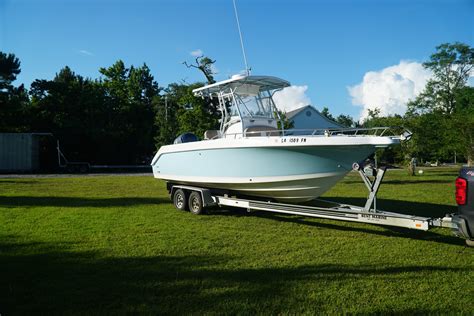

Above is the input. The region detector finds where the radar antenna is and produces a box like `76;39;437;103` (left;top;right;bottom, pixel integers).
232;0;250;76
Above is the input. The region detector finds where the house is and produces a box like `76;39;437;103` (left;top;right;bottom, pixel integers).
286;105;343;133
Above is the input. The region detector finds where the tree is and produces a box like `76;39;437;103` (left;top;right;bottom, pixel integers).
31;61;161;164
0;52;30;132
407;42;474;165
99;61;161;163
30;66;108;162
452;87;474;165
320;107;335;121
276;110;294;130
319;106;358;128
408;42;474;115
154;91;179;149
335;114;357;128
0;52;21;90
404;112;453;163
183;55;216;84
155;82;220;148
363;109;407;164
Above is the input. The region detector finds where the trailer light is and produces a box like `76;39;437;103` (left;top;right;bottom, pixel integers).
455;177;467;205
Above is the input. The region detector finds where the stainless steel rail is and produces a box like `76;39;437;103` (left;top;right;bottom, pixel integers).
219;126;412;140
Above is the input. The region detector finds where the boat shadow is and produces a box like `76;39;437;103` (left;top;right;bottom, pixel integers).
211;198;462;246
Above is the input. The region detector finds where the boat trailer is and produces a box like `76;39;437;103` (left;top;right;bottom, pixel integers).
167;164;473;245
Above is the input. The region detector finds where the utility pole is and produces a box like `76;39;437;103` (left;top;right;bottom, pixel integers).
165;96;168;122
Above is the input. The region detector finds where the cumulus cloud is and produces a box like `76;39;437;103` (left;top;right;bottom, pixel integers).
348;61;432;120
273;85;312;112
190;49;203;57
78;49;94;56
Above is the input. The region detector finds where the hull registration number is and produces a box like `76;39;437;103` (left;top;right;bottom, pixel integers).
281;137;307;143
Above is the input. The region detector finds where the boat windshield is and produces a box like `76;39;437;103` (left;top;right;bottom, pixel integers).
230;90;275;119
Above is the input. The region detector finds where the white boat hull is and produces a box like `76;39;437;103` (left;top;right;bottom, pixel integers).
152;136;397;202
159;172;346;202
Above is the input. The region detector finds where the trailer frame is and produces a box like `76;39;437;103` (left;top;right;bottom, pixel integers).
167;165;472;241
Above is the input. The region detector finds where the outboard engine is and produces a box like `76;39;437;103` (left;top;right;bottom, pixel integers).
174;133;199;144
456;167;474;245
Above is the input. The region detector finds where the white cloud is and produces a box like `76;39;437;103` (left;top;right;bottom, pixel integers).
348;61;432;120
190;49;203;57
273;85;312;112
78;49;94;56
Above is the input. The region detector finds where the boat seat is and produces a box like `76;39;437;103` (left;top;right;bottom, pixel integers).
244;126;280;137
204;130;221;140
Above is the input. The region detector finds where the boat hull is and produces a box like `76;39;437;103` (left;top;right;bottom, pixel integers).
152;145;378;202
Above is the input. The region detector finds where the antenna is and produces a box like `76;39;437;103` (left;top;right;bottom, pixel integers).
232;0;250;76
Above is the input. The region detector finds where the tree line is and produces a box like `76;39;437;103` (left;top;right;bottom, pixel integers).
0;55;219;164
0;43;473;166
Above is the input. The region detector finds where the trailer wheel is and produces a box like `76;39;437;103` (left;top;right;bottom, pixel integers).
173;189;188;211
188;191;204;215
466;239;474;247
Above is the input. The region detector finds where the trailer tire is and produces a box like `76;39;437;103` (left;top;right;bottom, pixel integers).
466;239;474;247
188;191;204;215
173;189;188;211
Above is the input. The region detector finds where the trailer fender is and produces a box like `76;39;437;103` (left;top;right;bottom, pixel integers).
169;185;216;208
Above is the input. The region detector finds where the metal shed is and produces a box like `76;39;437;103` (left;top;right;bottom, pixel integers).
0;133;41;172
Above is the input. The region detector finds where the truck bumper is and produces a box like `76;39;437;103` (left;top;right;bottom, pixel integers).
451;215;473;240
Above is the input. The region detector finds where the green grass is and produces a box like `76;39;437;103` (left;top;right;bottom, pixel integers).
1;168;473;314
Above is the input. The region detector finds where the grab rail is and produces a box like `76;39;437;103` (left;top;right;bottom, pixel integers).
219;126;412;140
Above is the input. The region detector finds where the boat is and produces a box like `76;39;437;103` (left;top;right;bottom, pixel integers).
151;74;408;203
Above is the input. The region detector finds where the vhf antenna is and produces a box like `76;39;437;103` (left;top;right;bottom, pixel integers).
232;0;250;76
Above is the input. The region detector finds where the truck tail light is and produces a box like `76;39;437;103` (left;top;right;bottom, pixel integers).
455;177;467;205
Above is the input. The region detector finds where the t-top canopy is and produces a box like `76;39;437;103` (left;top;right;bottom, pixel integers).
192;75;291;97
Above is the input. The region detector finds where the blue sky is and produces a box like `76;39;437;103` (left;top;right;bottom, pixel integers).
1;0;473;118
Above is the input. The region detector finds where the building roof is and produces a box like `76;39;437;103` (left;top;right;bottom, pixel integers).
286;105;344;128
286;105;313;119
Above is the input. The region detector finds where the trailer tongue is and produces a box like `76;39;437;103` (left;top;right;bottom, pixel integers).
167;165;474;246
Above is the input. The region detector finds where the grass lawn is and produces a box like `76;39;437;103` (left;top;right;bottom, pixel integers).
1;168;473;314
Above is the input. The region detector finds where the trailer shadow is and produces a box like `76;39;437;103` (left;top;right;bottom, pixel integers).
0;239;468;314
322;197;456;218
342;179;453;185
0;196;170;208
250;211;464;246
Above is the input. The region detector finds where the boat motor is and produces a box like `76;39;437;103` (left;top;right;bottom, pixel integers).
174;133;199;144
